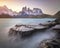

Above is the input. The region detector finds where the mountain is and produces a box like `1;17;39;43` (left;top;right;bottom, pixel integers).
54;11;60;18
0;6;52;18
53;11;60;24
18;6;43;16
17;7;52;18
0;5;17;16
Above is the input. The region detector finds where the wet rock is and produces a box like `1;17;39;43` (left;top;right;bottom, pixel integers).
38;39;60;48
52;25;60;30
39;21;56;28
54;18;60;24
9;25;34;37
31;25;48;30
8;24;48;37
51;24;60;40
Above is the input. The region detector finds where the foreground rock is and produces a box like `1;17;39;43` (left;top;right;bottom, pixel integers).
54;18;60;24
38;39;60;48
38;24;60;48
52;25;60;30
8;24;48;37
39;21;56;27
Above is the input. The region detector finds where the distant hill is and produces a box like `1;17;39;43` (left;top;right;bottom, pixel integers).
0;14;52;18
35;14;52;18
15;14;52;18
54;11;60;18
0;14;13;18
54;11;60;24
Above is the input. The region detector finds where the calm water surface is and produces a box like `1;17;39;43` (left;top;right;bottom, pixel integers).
0;18;56;48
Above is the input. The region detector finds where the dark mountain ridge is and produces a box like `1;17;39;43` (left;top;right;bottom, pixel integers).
54;11;60;18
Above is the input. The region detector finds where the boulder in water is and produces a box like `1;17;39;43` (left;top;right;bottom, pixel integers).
38;39;60;48
8;24;48;37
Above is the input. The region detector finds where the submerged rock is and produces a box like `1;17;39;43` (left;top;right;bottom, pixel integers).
38;39;60;48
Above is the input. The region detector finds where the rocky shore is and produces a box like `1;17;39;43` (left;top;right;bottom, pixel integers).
38;39;60;48
8;19;58;37
8;18;60;48
38;18;60;48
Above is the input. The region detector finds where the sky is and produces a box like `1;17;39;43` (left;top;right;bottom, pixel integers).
0;0;60;15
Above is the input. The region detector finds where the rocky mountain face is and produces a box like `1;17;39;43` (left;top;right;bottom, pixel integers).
0;6;43;17
54;11;60;18
0;5;17;16
18;6;43;16
53;11;60;24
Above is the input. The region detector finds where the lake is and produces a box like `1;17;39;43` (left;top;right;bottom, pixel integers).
0;18;56;48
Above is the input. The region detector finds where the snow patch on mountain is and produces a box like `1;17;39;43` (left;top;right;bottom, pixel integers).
18;6;43;16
